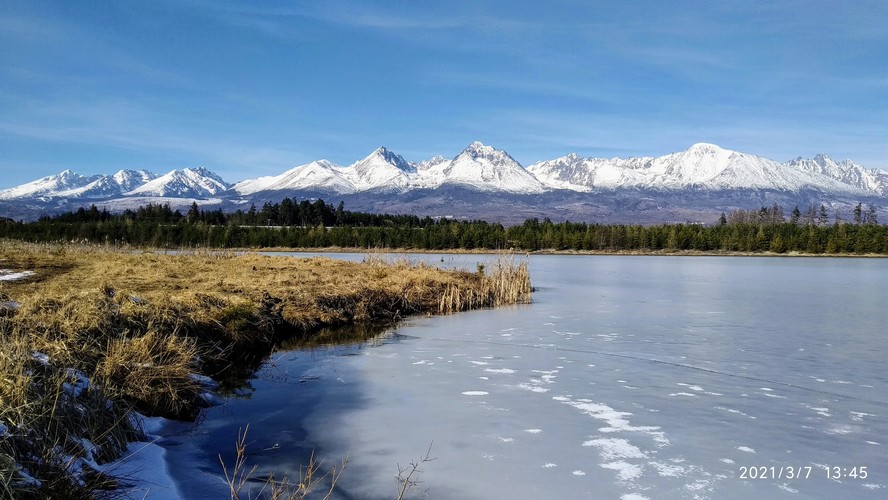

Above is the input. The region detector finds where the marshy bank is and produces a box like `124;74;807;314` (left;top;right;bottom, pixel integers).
0;241;530;498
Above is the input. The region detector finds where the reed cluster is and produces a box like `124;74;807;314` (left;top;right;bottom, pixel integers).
0;241;531;497
438;255;532;314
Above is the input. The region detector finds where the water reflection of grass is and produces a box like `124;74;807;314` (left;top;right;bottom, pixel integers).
0;241;530;497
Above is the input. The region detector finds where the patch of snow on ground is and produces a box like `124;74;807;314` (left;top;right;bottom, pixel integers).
0;269;35;281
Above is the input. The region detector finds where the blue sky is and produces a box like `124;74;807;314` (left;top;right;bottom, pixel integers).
1;0;887;188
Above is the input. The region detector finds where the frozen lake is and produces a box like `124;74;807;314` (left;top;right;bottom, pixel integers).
155;254;887;499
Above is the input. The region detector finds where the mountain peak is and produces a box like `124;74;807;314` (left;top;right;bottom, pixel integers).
366;146;413;172
462;141;495;157
456;141;521;167
686;143;727;155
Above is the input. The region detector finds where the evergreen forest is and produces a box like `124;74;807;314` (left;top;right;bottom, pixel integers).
1;199;887;254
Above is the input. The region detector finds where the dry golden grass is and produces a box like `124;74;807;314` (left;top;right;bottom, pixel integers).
0;240;531;497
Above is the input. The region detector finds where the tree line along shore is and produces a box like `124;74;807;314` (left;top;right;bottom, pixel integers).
2;199;887;255
0;241;530;497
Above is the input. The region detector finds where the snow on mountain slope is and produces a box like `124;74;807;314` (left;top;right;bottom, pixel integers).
416;155;447;171
127;167;229;198
529;143;873;195
344;147;416;191
114;169;157;191
0;170;96;200
786;155;888;195
55;170;158;199
233;160;355;195
418;141;545;193
527;153;652;191
3;143;886;208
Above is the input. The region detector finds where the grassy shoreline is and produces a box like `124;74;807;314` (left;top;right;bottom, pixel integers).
0;241;530;497
231;245;888;258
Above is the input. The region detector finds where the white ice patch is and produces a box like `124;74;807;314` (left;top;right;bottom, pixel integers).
849;411;873;422
825;425;854;435
762;393;787;399
412;360;431;365
572;470;586;476
862;483;883;490
650;460;687;477
737;446;756;453
518;383;549;393
462;391;488;396
484;368;516;374
715;406;756;419
809;407;831;417
684;479;711;493
677;383;703;392
720;458;735;464
621;495;650;500
542;463;557;468
497;436;515;443
524;429;542;434
556;396;669;445
601;461;643;482
669;392;698;397
777;483;799;494
583;438;646;461
469;361;488;366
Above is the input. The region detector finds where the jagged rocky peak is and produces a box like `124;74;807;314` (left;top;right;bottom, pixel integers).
366;146;414;171
417;155;447;170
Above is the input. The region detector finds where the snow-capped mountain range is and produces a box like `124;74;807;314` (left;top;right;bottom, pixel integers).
2;142;886;223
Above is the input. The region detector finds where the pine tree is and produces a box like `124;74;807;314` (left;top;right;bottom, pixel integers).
187;202;200;223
